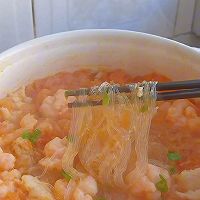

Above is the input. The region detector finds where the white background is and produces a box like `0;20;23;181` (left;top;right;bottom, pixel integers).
0;0;199;53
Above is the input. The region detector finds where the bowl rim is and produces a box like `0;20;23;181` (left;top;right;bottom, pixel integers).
0;29;199;60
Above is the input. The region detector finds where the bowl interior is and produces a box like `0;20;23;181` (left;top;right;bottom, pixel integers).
0;30;200;98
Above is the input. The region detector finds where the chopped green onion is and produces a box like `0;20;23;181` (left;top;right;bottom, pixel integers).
155;174;168;193
22;130;31;140
167;151;181;161
102;92;110;106
66;135;75;143
31;129;41;143
21;129;41;144
61;170;72;181
140;104;148;112
169;166;176;175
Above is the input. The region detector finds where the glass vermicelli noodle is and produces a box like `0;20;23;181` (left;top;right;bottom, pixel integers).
62;81;157;196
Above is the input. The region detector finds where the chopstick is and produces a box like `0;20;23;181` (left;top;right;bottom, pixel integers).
67;89;200;108
156;79;200;91
66;79;200;108
157;89;200;101
65;79;200;96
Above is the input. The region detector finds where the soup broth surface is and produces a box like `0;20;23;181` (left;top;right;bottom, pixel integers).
0;69;199;200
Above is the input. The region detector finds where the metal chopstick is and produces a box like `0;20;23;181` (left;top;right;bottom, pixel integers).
66;79;200;108
156;79;200;91
157;88;200;101
65;79;200;97
67;89;200;108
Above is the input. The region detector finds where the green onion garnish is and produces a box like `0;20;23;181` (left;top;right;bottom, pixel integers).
155;174;168;193
21;130;32;140
169;166;176;175
22;129;41;144
167;151;181;161
102;92;110;106
140;104;148;112
61;170;72;181
65;135;75;143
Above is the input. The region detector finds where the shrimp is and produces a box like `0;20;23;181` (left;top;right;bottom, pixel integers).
129;164;170;200
39;137;66;170
0;88;35;132
73;188;93;200
166;99;200;129
0;161;21;198
0;181;15;198
0;147;15;171
0;152;15;171
0;107;22;131
9;87;32;109
39;157;62;171
54;179;68;200
77;176;98;196
12;137;33;155
73;176;98;200
12;137;34;172
40;89;75;118
0;150;19;197
40;89;67;118
176;190;200;200
175;167;200;199
0;121;15;134
22;175;55;200
20;113;37;130
0;169;21;181
54;175;98;200
0;128;25;147
44;137;66;157
0;89;34;134
0;107;12;121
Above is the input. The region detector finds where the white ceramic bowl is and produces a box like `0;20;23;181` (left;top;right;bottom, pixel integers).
0;29;200;98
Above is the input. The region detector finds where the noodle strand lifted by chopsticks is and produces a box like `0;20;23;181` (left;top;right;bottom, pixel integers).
62;81;157;189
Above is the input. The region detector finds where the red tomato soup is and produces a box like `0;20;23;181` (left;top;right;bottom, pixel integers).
0;69;199;200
